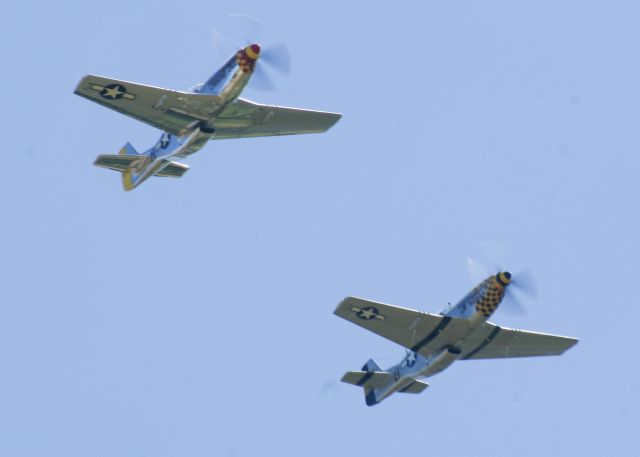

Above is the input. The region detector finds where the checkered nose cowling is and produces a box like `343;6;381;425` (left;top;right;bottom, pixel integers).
236;44;261;73
475;272;511;317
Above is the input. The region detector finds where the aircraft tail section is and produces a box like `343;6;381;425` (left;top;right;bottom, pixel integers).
341;357;430;406
361;358;382;372
341;359;390;407
341;370;391;389
397;378;429;394
93;142;190;191
119;143;138;191
92;143;142;191
341;369;390;407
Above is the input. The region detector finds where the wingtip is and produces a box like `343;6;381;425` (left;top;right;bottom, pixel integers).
334;296;356;316
559;336;579;355
327;112;342;129
335;295;354;305
333;298;347;315
73;74;91;94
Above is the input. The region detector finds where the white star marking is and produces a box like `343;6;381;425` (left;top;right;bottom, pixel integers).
359;308;376;319
406;352;416;366
103;85;124;99
159;133;171;148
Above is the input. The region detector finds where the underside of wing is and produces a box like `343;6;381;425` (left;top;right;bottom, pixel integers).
212;98;341;139
459;322;578;360
75;75;221;136
334;297;472;358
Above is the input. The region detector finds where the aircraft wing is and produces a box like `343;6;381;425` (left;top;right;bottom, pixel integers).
75;77;340;138
334;297;475;358
458;322;578;360
74;75;222;136
211;98;341;139
335;297;578;360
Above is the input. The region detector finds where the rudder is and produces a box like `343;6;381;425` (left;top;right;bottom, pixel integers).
361;358;381;372
119;142;139;191
341;359;387;407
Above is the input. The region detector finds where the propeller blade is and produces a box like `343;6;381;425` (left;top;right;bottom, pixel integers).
479;241;508;272
467;257;492;285
249;64;276;91
468;244;537;316
229;13;263;44
261;43;291;75
212;27;241;60
212;14;291;91
511;268;538;299
503;289;528;316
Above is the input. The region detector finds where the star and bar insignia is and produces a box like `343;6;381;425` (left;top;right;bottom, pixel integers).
351;306;386;321
91;83;137;101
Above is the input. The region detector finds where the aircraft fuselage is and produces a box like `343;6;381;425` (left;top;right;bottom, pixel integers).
367;273;512;404
123;46;259;190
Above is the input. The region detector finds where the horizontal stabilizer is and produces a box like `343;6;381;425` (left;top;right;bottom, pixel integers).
94;153;144;172
398;378;429;394
341;371;390;390
155;160;189;178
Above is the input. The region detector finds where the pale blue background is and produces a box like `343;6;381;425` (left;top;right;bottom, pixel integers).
1;1;638;456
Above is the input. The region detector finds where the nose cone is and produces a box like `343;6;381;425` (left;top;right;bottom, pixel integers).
496;271;512;286
245;43;261;60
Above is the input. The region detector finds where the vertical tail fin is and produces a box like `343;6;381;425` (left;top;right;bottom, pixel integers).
362;359;381;406
339;359;385;406
119;142;140;191
361;358;382;372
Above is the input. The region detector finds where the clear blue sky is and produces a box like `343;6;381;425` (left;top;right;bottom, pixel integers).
2;1;638;456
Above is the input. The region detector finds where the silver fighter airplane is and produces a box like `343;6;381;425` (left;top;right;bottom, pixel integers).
335;271;578;406
74;44;341;190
